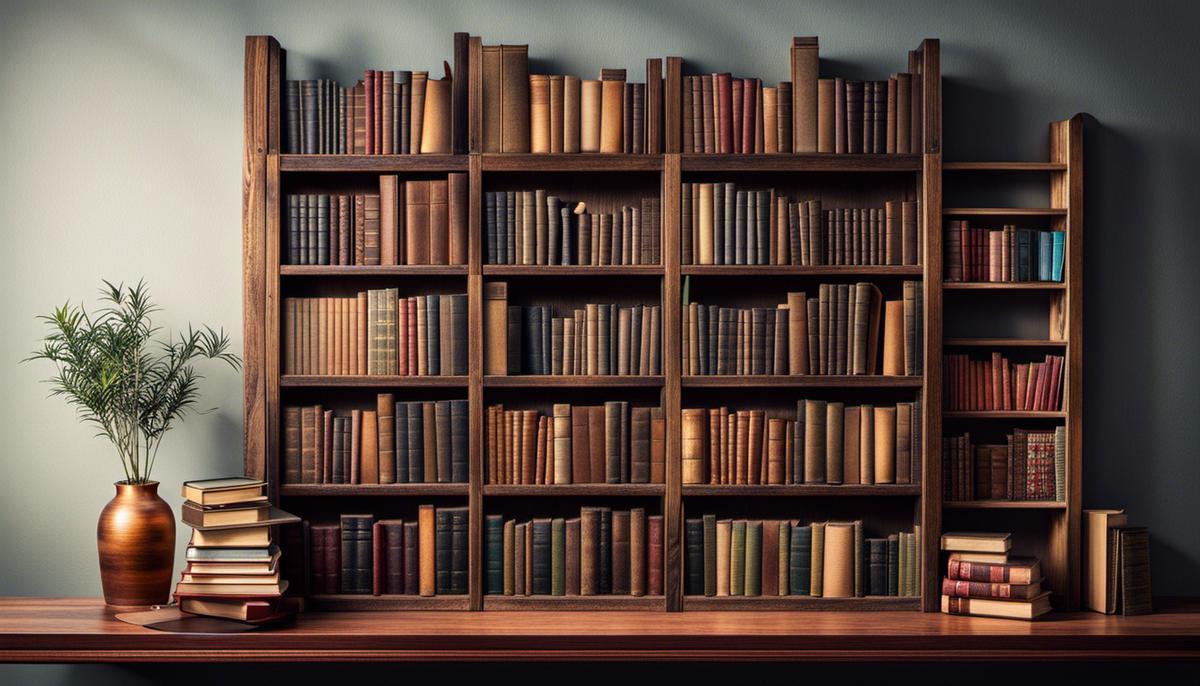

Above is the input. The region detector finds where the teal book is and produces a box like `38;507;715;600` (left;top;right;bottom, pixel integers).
1051;231;1065;282
789;524;812;595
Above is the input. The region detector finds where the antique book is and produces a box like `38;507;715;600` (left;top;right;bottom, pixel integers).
418;505;436;596
600;77;624;153
941;577;1043;600
790;37;818;152
1084;508;1128;613
181;478;266;507
941;532;1012;554
941;592;1052;620
948;556;1041;585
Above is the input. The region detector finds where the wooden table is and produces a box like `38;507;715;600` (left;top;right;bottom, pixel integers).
1;597;1198;662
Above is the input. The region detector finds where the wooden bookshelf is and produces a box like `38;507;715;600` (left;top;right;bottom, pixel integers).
938;115;1084;609
242;35;948;613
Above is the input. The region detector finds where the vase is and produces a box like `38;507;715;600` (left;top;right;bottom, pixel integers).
97;481;176;607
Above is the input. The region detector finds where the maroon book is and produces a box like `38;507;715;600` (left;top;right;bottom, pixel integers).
647;515;663;595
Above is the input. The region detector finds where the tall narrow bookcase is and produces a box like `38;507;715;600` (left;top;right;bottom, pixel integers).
938;115;1084;608
242;34;952;612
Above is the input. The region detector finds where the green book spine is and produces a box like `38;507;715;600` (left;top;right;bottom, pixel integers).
744;520;762;596
485;514;504;594
777;521;791;595
684;518;704;595
789;524;811;595
551;517;566;596
904;531;917;597
810;522;825;597
702;514;717;596
730;520;747;596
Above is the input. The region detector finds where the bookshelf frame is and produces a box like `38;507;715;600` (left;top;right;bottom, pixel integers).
243;35;951;612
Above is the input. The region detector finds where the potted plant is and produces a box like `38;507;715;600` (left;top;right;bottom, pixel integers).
28;280;240;607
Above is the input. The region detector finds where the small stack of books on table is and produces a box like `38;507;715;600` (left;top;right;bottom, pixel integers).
174;478;300;622
939;532;1051;620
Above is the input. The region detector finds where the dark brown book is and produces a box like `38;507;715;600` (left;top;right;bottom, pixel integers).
377;394;396;484
762;519;780;596
448;173;468;265
580;507;599;595
566;517;581;596
650;407;666;484
404;180;430;265
790;37;818;152
630;406;651;484
612;509;631;595
571;405;591;484
588;405;606;486
284;407;301;484
403;520;419;595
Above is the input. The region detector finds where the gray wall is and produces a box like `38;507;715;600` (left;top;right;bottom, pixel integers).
1;0;1198;681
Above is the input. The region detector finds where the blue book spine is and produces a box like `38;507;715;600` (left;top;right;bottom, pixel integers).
1051;231;1065;281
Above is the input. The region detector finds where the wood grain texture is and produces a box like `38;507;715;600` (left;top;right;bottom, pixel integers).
682;485;921;497
281;265;468;277
943;207;1067;216
944;338;1067;348
280;376;469;388
944;500;1068;510
483;596;666;611
680;265;923;277
485;485;664;497
943;282;1066;291
943;162;1067;171
280;154;468;172
682;376;922;389
2;597;1197;662
483;265;663;276
662;152;682;612
468;154;485;611
280;484;469;497
483;376;664;388
680;154;922;172
242;36;271;483
481;154;662;172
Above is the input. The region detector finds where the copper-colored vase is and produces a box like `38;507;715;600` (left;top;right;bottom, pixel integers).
97;481;176;607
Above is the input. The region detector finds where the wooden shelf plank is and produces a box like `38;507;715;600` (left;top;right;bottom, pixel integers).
307;595;471;611
683;596;921;611
280;265;468;277
944;282;1066;291
943;207;1067;216
681;265;923;277
944;411;1066;419
483;596;666;611
280;154;468;172
943;162;1067;171
682;375;922;388
944;338;1067;347
485;484;665;497
280;375;469;388
484;375;664;388
482;265;663;276
680;154;923;172
481;154;662;172
944;500;1068;510
281;484;469;497
683;484;921;497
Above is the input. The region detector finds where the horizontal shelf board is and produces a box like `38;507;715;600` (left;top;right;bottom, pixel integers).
683;595;921;611
280;265;468;277
280;484;468;497
682;484;920;497
943;281;1066;291
944;500;1068;510
943;207;1068;216
280;375;468;388
680;153;923;172
279;154;468;172
944;338;1068;347
482;265;663;276
481;154;662;172
484;375;664;388
681;265;923;277
682;375;922;388
306;594;470;611
484;484;664;497
483;595;666;611
944;410;1067;419
943;162;1067;172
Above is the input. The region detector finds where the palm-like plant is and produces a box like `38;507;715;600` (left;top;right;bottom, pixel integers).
27;280;241;484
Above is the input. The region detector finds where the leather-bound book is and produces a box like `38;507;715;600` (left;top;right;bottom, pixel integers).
599;78;624;153
563;75;581;153
415;505;435;596
433;400;451;483
743;520;762;596
729;520;746;596
882;299;904;375
580;507;600;595
484;514;504;594
566;517;582;595
395;520;416;595
715;73;732;153
530;74;551;153
587;405;606;486
580;79;602;153
322;410;334;483
420;71;452;154
550;517;566;596
715;518;732;595
868;538;887;596
741;78;757;154
682;408;708;484
684;518;704;596
776;521;791;595
550;403;571;485
700;74;715;153
910;73;922;153
482;281;508;375
530;518;551;595
570;406;591;483
404;180;430;265
681;76;694;152
803;399;826;483
629;406;651;483
886;77;898;153
843;405;861;485
410;71;428;156
379;177;399;266
701;514;717;596
596;508;613;594
762;520;779;596
790;37;819;152
444;172;468;265
330;416;345;485
874;406;897;483
611;510;631;595
894;73;911;153
361;410;379;484
896;402;912;484
789;523;811;595
311;524;340;595
288;407;304;484
766;418;786;485
825;402;844;485
603;401;622;483
481;45;502;151
499;45;530;152
349;408;362;484
434;508;453;594
646;515;663;595
747;410;764;484
649;408;665;484
810;522;826;596
501;519;515;595
340;514;373;594
762;86;778;154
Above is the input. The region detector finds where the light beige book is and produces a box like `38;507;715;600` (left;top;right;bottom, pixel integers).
1084;508;1127;613
180;572;281;585
181;477;266;506
940;532;1012;554
941;592;1051;620
175;579;288;597
190;526;271;548
948;551;1009;564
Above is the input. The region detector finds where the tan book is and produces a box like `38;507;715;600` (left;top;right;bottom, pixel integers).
181;478;266;507
882;299;904;375
359;410;378;484
762;86;778;153
767;418;786;485
448;172;468;265
483;281;508;375
379;176;399;265
697;183;714;264
180;571;281;585
873;406;896;483
580;507;598;595
174;580;288;597
823;522;855;597
190;526;271;548
580;79;602;153
481;44;503;152
377;394;395;484
418;505;436;595
941;532;1012;554
787;292;809;374
681;408;708;484
816;78;835;153
716;519;732;596
553;404;571;485
548;75;564;153
843;406;861;485
181;502;268;528
599;78;624;153
825;402;844;484
404;180;430;265
563;75;582;153
429;179;449;265
941;592;1051;620
1084;509;1127;613
810;521;825;597
747;410;764;485
895;73;912;154
500;45;530;152
895;402;912;484
420;73;452;153
410;71;428;155
630;507;646;596
529;74;551;153
790;37;819;152
804;399;826;483
948;551;1010;564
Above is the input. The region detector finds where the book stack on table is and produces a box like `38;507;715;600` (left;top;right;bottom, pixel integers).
939;532;1051;620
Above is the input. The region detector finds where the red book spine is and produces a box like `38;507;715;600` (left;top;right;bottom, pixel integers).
407;297;418;376
948;559;1024;583
741;78;756;154
365;70;376;155
1048;355;1064;410
1002;360;1012;410
323;527;339;594
731;78;742;154
716;73;732;154
941;577;1019;599
374;70;383;155
991;352;1003;410
647;515;663;595
373;521;385;595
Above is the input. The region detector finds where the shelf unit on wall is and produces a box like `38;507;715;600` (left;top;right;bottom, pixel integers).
242;35;945;612
938;115;1083;608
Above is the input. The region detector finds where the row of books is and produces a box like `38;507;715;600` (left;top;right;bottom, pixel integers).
283;398;468;485
685;518;922;597
484;191;661;265
939;532;1049;619
682;401;920;486
943;429;1066;503
484;508;664;596
285;176;468;267
284;68;453;155
283;291;468;376
486;403;665;485
681;281;923;376
681;186;920;267
496;300;663;376
944;222;1065;283
175;479;299;623
944;352;1064;412
310;507;468;595
681;76;786;154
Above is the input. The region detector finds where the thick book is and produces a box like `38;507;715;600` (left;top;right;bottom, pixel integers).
941;592;1052;620
941;577;1043;600
1084;508;1127;613
181;478;266;507
182;503;296;531
1116;526;1152;616
941;532;1012;554
948;557;1041;585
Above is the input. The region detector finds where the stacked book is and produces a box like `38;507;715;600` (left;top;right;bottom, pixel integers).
944;222;1065;282
684;517;921;597
943;429;1066;503
681;185;919;267
486;403;665;485
944;352;1064;411
484;190;661;265
174;478;300;622
939;532;1050;620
